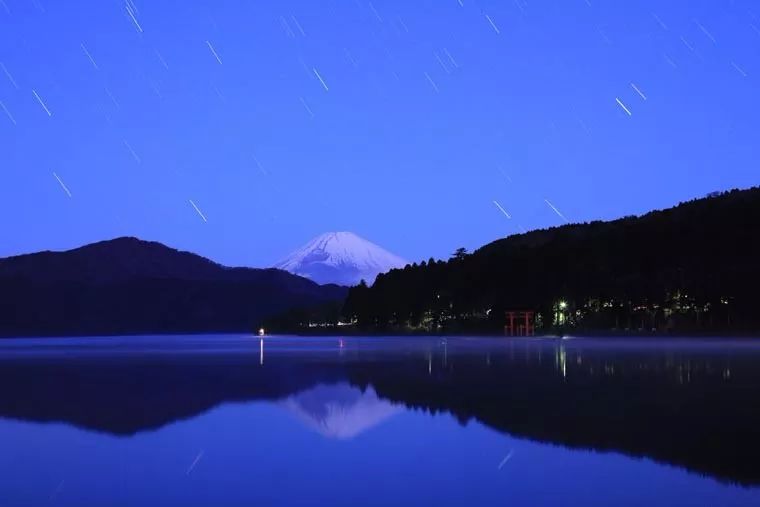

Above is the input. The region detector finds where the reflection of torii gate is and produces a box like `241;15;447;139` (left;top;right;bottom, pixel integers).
504;311;535;336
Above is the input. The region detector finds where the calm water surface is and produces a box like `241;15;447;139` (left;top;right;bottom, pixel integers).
1;335;759;506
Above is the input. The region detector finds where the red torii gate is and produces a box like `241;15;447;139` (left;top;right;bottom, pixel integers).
504;310;535;336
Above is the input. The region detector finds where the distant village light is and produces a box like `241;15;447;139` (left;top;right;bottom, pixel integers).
554;300;568;327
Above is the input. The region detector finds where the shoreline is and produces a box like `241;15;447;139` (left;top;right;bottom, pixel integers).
1;329;759;340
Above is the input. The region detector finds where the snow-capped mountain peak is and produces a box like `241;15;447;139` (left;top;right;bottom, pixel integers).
274;231;408;286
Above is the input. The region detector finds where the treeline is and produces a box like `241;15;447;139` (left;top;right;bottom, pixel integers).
333;187;760;334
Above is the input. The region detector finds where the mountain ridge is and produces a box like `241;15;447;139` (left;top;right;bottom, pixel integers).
0;237;347;337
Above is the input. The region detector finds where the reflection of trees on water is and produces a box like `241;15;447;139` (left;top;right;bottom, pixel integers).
0;337;758;485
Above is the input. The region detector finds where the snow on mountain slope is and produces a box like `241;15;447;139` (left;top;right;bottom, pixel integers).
274;231;408;286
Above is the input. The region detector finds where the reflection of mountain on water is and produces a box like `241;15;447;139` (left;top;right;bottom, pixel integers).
0;357;338;436
282;383;400;439
1;337;760;486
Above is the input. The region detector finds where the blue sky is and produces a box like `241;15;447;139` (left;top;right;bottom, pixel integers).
0;0;758;266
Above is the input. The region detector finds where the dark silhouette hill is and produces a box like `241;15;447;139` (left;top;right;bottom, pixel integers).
0;237;347;337
342;187;760;334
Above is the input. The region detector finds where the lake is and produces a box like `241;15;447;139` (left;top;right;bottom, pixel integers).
0;335;759;506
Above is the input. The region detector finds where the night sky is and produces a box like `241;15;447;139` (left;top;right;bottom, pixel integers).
1;0;758;267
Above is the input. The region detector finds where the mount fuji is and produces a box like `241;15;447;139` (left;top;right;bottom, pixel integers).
274;231;408;286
